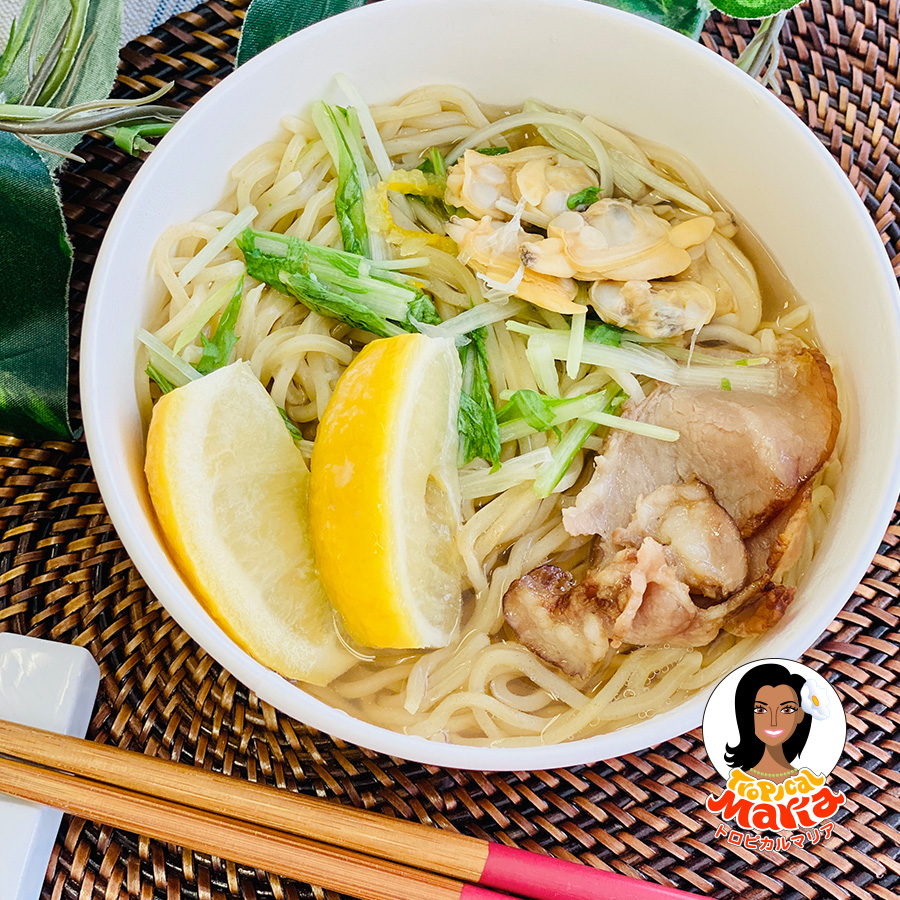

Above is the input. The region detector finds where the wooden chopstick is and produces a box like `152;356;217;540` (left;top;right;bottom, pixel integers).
0;718;485;879
0;754;507;900
0;719;696;900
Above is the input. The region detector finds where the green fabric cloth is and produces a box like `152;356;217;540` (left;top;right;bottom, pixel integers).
0;0;121;439
0;132;72;439
594;0;710;37
236;0;366;67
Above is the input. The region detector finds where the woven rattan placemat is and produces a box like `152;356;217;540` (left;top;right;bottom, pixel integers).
1;2;898;897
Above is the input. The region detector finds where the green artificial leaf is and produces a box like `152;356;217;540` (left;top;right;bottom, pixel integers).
0;0;122;168
105;122;173;156
711;0;795;17
194;280;243;375
110;126;154;155
588;0;710;39
236;0;366;67
0;0;40;85
0;131;72;438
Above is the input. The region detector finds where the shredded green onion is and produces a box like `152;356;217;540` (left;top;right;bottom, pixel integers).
435;298;527;336
459;448;552;500
138;330;200;388
526;336;560;397
177;206;256;287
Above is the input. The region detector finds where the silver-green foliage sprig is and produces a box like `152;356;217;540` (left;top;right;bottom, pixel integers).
0;0;183;161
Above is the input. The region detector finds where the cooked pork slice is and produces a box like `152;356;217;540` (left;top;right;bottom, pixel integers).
563;347;840;541
506;538;729;675
744;483;813;583
612;480;748;598
504;532;798;677
502;564;618;678
606;538;711;646
722;582;794;638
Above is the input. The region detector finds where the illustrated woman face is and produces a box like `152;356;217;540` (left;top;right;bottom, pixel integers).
753;684;802;746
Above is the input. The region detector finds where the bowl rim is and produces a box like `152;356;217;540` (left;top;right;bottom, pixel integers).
81;0;900;770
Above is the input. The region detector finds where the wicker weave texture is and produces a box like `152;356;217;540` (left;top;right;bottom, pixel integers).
0;2;898;898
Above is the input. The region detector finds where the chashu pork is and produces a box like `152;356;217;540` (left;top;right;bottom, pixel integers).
563;346;840;542
611;479;748;599
503;346;839;678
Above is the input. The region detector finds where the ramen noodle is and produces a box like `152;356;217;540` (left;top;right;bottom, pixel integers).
142;82;843;747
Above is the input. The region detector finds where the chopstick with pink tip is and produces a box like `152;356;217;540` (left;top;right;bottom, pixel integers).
0;719;696;900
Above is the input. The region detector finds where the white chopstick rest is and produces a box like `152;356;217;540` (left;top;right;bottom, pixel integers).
0;634;100;900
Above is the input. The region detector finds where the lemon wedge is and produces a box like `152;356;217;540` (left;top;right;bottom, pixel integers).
145;361;353;685
309;333;463;649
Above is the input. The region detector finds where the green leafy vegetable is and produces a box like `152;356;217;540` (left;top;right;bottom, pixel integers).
418;146;447;178
281;271;400;336
497;389;614;442
146;363;177;394
411;147;458;221
311;101;371;256
533;388;624;497
408;294;442;326
721;377;732;391
194;280;243;375
238;228;438;338
584;319;629;347
138;329;200;390
567;186;601;210
278;407;305;442
476;146;510;156
497;389;559;434
533;419;599;498
458;327;501;468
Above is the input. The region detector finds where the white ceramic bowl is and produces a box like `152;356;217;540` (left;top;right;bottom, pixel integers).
82;0;900;770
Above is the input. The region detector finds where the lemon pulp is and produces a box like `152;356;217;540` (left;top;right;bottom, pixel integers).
309;333;463;649
145;361;353;684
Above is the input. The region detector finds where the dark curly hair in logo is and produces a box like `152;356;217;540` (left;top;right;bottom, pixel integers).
724;663;812;771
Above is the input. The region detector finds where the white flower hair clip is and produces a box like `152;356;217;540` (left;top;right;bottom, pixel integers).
801;675;831;720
